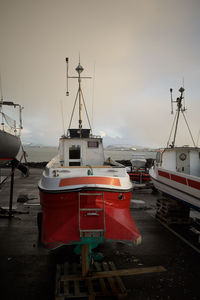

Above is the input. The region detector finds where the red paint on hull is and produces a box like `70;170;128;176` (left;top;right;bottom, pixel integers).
158;169;200;190
39;190;141;249
128;172;150;182
188;179;200;190
158;170;170;179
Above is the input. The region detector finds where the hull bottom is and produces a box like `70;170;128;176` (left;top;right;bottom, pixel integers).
40;189;141;250
151;176;200;212
0;130;20;160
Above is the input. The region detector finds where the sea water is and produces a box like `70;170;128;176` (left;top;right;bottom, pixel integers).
20;146;157;163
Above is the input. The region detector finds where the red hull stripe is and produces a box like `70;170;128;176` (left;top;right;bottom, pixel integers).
158;170;170;179
59;177;121;187
171;174;187;185
188;179;200;190
158;169;200;190
0;158;13;161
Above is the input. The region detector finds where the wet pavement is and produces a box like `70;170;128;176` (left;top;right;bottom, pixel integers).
0;168;199;300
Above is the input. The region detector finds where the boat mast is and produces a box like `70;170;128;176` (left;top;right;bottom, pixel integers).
76;60;84;131
66;57;92;136
172;87;184;147
0;73;3;113
167;87;196;148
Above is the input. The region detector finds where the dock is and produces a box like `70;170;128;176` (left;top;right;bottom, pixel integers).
0;168;199;299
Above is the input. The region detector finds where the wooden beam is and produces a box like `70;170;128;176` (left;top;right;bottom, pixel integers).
61;265;166;282
81;244;90;277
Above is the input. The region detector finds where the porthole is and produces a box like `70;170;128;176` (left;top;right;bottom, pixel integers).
179;153;187;161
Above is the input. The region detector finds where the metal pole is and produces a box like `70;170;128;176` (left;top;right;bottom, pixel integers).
9;162;15;218
172;107;180;147
78;75;82;132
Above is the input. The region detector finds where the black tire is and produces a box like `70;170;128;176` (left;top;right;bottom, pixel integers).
37;212;43;241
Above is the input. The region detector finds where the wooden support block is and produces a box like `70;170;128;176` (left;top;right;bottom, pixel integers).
55;262;166;299
81;244;90;277
109;261;127;296
61;265;166;282
94;262;108;294
102;262;118;294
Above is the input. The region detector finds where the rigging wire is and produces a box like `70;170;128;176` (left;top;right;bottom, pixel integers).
167;111;178;147
197;130;200;147
0;73;3;102
182;111;196;147
80;88;92;132
67;89;79;133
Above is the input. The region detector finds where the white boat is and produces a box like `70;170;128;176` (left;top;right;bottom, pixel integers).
131;154;146;169
38;58;141;250
150;87;200;212
0;100;23;163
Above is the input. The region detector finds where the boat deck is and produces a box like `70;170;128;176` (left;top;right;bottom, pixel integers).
0;168;199;299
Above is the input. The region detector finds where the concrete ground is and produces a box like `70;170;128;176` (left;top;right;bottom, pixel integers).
0;168;199;300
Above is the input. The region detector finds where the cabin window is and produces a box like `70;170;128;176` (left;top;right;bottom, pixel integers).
69;145;80;159
69;162;80;166
88;141;99;148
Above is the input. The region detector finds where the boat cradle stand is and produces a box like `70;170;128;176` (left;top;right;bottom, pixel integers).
0;158;29;218
55;259;166;300
55;191;166;299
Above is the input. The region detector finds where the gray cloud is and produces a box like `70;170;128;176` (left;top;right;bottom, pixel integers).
1;0;200;147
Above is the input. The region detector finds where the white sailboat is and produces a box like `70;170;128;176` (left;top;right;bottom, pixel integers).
0;87;23;163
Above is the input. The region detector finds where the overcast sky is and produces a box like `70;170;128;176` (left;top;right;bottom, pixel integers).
1;0;200;147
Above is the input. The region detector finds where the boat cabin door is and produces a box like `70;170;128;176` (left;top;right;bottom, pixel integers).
69;145;81;166
176;150;190;174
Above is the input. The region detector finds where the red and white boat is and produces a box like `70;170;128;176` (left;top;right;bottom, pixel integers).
150;87;200;212
38;58;141;250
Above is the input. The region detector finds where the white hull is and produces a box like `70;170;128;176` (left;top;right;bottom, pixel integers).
39;156;133;193
150;167;200;211
0;129;20;160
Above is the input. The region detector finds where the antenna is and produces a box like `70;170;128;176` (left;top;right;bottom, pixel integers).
91;62;96;128
170;88;173;114
0;74;3;113
66;58;69;96
182;77;186;110
167;87;195;148
66;56;92;135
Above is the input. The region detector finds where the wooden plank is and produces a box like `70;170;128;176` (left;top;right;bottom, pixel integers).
109;261;127;295
72;263;81;296
61;265;166;282
64;262;71;297
94;262;108;294
55;264;62;300
87;279;95;300
102;262;118;294
81;244;90;277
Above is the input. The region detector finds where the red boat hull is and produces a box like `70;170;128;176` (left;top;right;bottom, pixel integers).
39;189;141;249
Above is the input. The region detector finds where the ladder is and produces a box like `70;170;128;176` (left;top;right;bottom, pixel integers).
78;192;106;238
